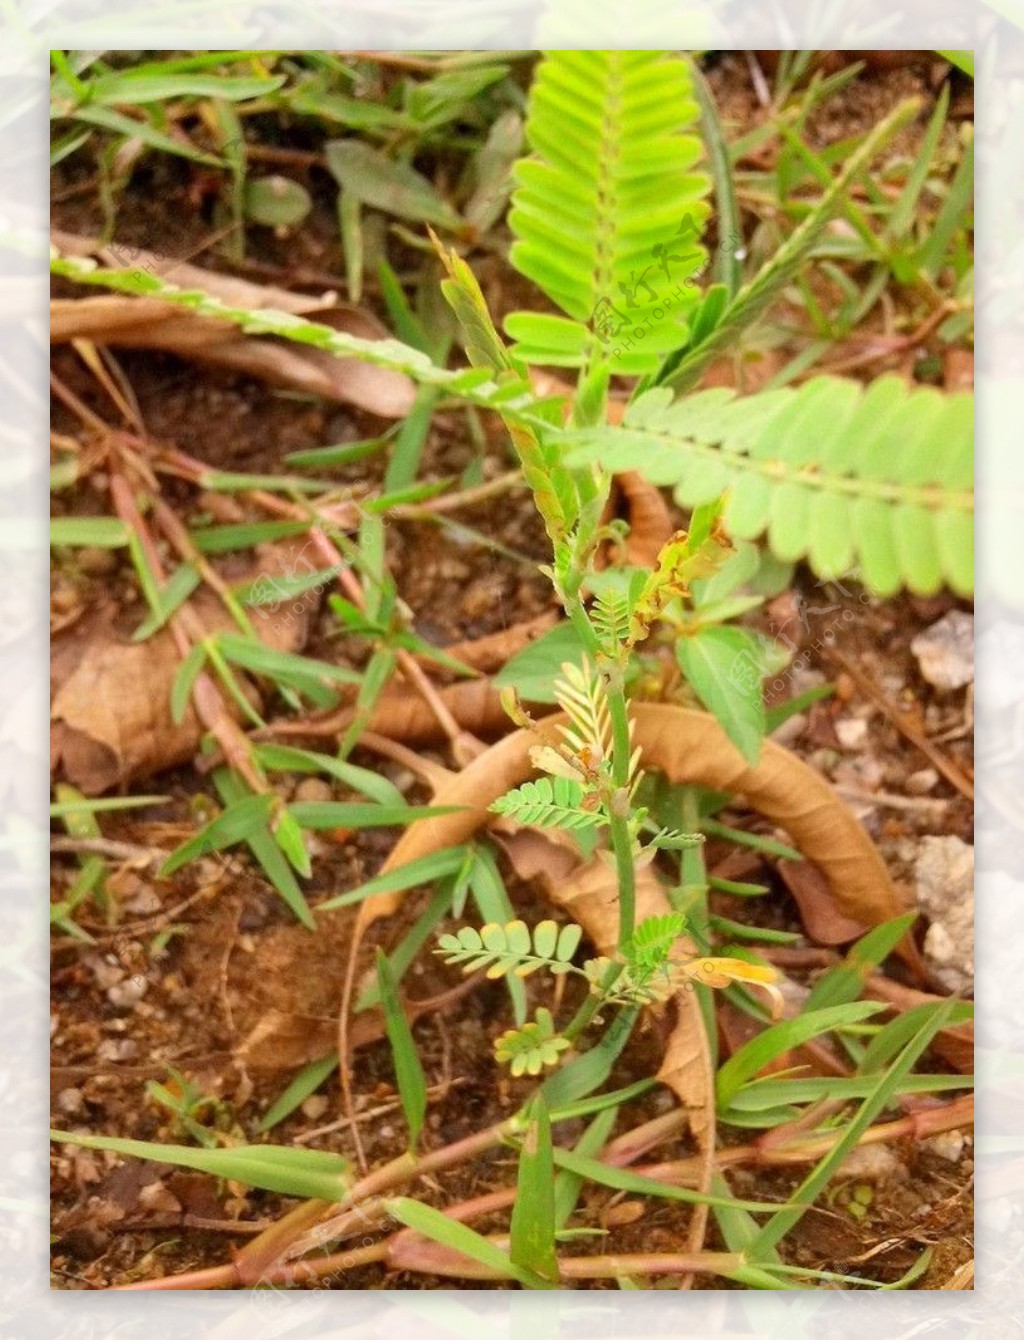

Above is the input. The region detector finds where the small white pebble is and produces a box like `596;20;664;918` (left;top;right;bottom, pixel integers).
911;611;974;691
834;1144;906;1183
300;1095;330;1121
56;1087;84;1116
87;955;126;991
137;1180;182;1214
925;1131;965;1163
906;768;939;795
97;1037;139;1062
835;717;868;750
107;977;149;1009
916;836;974;993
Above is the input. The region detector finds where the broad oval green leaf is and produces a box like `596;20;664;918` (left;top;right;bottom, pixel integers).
244;174;313;227
675;626;765;764
325;140;462;229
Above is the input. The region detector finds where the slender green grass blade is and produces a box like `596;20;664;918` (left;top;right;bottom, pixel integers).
716;1002;886;1109
804;913;918;1011
160;794;274;874
49;1130;349;1200
258;1053;338;1133
469;844;527;1024
376;949;428;1150
540;1008;638;1110
749;998;958;1255
385;1198;546;1287
509;1096;558;1284
253;743;404;807
50;516;129;547
319;845;471;913
288;802;462;829
553;1106;618;1229
550;1149;784;1212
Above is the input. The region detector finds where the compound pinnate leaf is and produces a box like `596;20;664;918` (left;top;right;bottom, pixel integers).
506;50;710;374
564;376;973;597
436;919;586;980
490;776;605;832
494;1007;571;1076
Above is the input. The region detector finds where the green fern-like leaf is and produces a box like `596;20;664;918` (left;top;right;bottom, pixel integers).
626;913;687;975
582;952;680;1005
591;587;631;651
490;776;605;832
650;827;706;851
562;375;973;597
506;50;710;375
552;659;612;762
494;1008;571;1076
436;919;583;980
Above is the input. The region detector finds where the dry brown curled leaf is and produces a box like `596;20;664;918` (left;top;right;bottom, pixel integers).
270;678;516;746
549;853;716;1207
50;230;415;418
417;611;560;676
777;858;877;946
50;545;316;794
236;1010;338;1071
611;470;675;569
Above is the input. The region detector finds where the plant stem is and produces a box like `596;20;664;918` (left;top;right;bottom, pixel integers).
608;811;636;953
560;594;638;951
560;966;624;1044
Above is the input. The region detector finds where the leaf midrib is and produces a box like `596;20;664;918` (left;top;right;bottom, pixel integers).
618;426;975;513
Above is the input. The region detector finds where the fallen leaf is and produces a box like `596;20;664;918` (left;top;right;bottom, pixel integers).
614;470;675;569
778;858;875;945
348;702;905;1010
51;544;316;794
237;978;481;1071
417;611;560;677
50;230;415;418
489;826;580;888
272;679;518;746
235;1010;338;1070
